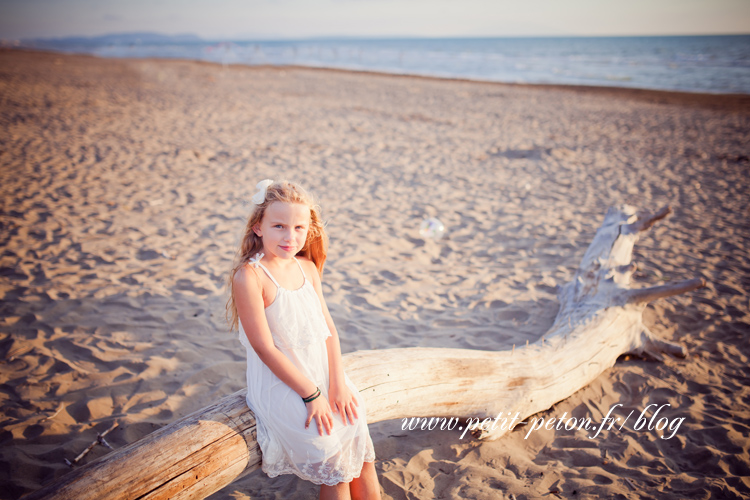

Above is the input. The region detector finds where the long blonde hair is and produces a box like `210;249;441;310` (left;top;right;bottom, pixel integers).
226;180;328;331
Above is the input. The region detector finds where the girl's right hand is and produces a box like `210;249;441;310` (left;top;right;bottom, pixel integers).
305;395;334;436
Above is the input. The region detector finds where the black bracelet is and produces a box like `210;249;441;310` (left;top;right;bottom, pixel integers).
302;387;321;403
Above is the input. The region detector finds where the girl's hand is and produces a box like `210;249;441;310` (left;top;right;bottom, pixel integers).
328;383;359;425
305;395;334;436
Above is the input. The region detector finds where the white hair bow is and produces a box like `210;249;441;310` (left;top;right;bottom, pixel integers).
251;179;274;205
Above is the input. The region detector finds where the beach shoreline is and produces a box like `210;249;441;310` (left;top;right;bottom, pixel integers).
17;32;750;95
8;47;750;108
1;48;748;499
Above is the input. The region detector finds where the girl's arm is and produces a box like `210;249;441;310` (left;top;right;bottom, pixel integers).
233;265;334;436
304;259;360;426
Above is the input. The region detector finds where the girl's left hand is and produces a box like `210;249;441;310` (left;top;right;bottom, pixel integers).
328;383;359;425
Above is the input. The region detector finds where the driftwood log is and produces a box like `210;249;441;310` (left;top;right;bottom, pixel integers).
25;205;705;500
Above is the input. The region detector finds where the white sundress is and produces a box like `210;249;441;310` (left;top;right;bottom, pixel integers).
238;254;376;486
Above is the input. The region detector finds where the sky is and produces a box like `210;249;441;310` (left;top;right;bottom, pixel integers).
1;0;749;40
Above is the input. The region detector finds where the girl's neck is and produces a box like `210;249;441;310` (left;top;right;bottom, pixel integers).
260;251;297;270
258;251;305;290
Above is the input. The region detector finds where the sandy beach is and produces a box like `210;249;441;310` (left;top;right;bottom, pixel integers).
1;48;749;499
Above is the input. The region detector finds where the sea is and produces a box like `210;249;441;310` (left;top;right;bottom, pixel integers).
26;35;750;94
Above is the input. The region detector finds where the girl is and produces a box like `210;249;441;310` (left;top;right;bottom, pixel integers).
227;179;381;500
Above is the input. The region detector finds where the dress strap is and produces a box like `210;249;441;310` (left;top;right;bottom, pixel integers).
293;257;307;281
248;253;281;289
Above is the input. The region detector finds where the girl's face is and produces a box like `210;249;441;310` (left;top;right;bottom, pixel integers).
254;202;310;259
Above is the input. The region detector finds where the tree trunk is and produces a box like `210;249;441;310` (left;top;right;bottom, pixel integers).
24;205;705;500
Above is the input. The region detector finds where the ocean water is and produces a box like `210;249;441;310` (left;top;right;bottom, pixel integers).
30;35;750;94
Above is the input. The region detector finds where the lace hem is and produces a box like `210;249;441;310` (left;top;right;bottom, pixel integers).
262;446;377;486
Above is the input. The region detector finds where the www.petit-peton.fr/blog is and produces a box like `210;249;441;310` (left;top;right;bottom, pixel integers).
401;403;684;440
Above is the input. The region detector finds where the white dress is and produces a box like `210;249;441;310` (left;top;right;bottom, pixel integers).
238;254;376;486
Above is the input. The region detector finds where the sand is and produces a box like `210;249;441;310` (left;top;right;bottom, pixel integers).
1;48;749;499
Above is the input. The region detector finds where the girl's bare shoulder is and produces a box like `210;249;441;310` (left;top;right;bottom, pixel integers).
233;263;263;289
296;256;320;277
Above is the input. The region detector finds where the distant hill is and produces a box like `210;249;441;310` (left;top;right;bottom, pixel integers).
26;32;203;46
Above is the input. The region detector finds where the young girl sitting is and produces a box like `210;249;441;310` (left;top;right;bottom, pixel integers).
227;179;381;500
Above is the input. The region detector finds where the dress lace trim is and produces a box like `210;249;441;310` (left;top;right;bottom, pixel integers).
260;432;377;486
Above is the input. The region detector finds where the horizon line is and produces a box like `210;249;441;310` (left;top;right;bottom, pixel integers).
18;31;750;43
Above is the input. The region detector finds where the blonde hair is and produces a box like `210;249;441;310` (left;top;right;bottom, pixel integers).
226;180;328;331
